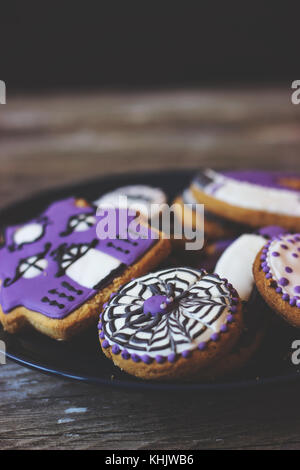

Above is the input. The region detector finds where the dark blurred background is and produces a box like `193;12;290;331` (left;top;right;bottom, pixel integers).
2;1;299;93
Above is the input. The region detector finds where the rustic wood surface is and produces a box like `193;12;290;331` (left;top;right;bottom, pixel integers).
0;87;300;450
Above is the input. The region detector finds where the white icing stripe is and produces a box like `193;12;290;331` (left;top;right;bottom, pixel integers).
102;268;233;357
94;185;167;217
199;169;300;217
215;234;266;301
266;234;300;300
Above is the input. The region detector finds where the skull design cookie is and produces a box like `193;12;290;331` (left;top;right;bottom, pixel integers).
191;169;300;231
0;197;171;340
99;267;243;380
253;232;300;327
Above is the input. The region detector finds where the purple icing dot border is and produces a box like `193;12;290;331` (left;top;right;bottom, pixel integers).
99;273;238;365
261;233;300;308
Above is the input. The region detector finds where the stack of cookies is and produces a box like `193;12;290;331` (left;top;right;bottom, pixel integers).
1;171;300;382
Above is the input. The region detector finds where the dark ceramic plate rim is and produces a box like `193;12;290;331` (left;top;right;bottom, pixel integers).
2;168;300;392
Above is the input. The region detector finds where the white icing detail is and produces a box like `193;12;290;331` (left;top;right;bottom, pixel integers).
20;258;48;278
200;169;300;216
71;215;96;231
215;234;266;301
94;185;167;217
65;248;121;289
14;223;44;245
102;268;233;357
266;234;300;299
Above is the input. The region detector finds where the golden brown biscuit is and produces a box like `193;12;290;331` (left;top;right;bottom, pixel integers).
0;197;171;340
99;268;243;381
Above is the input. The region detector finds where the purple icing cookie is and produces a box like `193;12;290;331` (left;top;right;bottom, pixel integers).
0;198;157;320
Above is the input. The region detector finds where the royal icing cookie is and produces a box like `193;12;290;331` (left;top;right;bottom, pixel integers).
191;169;300;231
253;233;300;327
173;189;244;242
99;267;243;380
214;227;287;301
93;185;167;218
0;198;171;339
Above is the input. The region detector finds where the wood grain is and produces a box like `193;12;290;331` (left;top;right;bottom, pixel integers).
0;87;300;450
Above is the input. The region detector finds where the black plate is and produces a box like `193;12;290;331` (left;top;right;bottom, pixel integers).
1;169;300;391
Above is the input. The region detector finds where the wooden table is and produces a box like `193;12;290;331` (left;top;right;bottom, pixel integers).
1;88;300;450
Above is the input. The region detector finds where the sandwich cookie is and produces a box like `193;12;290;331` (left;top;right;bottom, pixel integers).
99;267;243;380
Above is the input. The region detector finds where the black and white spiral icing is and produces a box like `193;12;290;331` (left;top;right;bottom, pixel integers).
99;268;238;364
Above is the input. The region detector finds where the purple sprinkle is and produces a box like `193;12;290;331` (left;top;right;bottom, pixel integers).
168;352;176;363
279;277;289;287
131;353;140;363
295;236;300;241
260;255;266;261
288;239;295;244
110;293;116;299
282;293;290;301
281;244;288;250
97;322;102;330
294;286;300;294
220;324;228;333
211;333;219;342
103;302;108;308
230;306;237;313
266;273;272;279
99;331;105;339
297;301;300;309
231;297;239;305
227;314;234;323
285;267;293;273
290;298;297;306
102;339;109;348
276;287;282;293
155;355;165;364
111;344;120;355
141;354;152;364
263;267;270;273
121;349;130;360
182;350;191;359
293;253;299;258
272;252;280;257
198;342;207;351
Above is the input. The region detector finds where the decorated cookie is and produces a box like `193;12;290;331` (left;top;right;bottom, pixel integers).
173;189;244;243
200;288;269;381
93;185;167;219
99;267;243;380
0;198;171;340
253;232;300;327
215;227;287;301
191;169;300;231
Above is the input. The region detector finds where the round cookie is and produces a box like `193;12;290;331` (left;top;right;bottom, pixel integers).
99;267;243;381
253;233;300;327
173;189;245;243
199;289;269;381
191;169;300;231
93;185;167;219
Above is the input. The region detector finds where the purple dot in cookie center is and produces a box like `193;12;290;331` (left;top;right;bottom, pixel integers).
143;294;173;316
294;286;300;294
